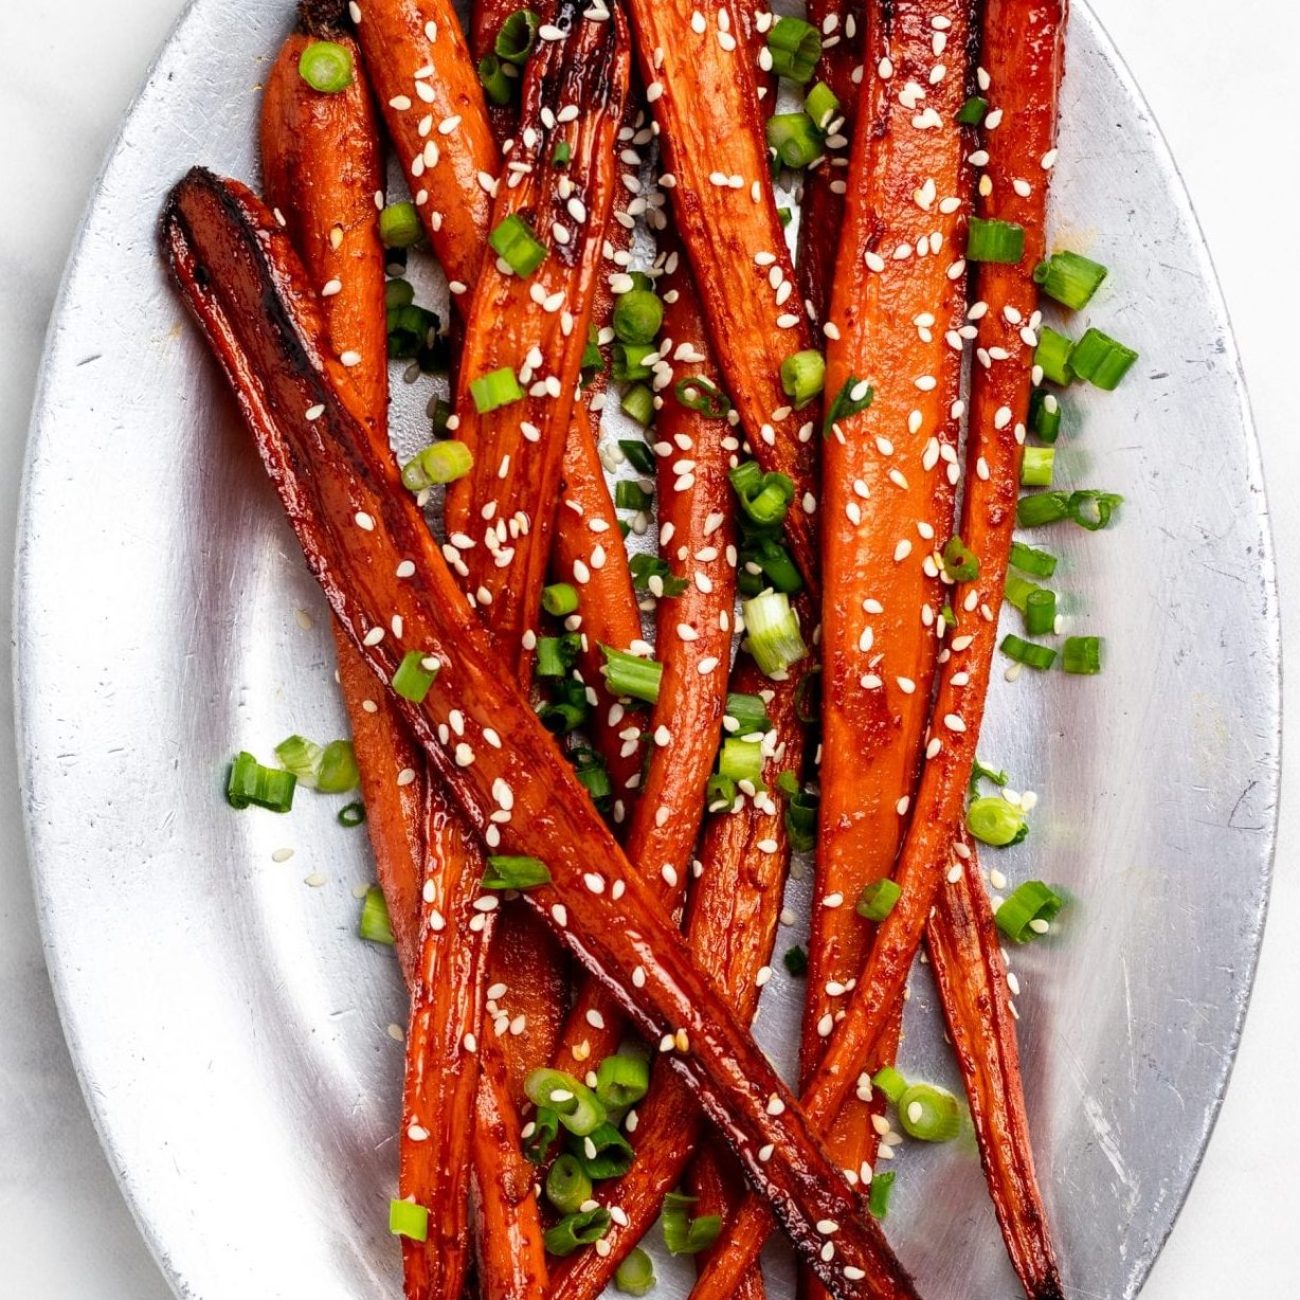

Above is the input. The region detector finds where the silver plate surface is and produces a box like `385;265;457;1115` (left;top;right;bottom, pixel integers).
14;2;1279;1297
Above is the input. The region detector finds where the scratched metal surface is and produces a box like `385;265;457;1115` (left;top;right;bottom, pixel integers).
13;1;1278;1297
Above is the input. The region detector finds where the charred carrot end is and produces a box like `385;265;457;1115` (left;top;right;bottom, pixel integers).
162;169;917;1298
929;842;1063;1300
623;0;820;593
445;0;632;652
802;0;972;1246
352;0;498;290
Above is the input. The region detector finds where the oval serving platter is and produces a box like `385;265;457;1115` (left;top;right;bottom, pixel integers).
15;1;1278;1297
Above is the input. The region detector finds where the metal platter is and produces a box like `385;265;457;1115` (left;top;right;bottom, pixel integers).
14;2;1279;1297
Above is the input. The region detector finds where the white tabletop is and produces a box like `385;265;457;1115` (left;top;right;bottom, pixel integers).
2;1;1296;1296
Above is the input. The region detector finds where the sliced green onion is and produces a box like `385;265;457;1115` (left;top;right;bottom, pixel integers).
595;1053;650;1111
967;217;1025;264
227;752;297;812
1023;587;1056;637
581;327;603;377
621;382;655;427
628;553;688;597
495;8;540;64
613;289;664;345
614;1246;656;1296
314;739;358;794
898;1083;961;1142
1016;491;1071;527
718;737;764;789
1000;634;1058;670
483;855;552;890
574;1122;635;1179
338;801;366;827
1009;540;1057;577
389;1198;429;1242
766;16;822;82
478;54;513;106
378;201;422;249
725;692;771;736
730;462;795;527
1029;389;1062;444
1063;635;1103;675
1003;573;1040;613
542;583;579;617
706;772;738;811
619;438;657;474
868;1171;896;1219
996;881;1064;943
391;649;441;702
387;303;440;360
601;646;663;705
1034;327;1076;385
1034;250;1108;311
571;747;612;805
489;212;548;277
525;1068;606;1136
738;536;803;597
766;112;823;169
1021;447;1056;487
784;784;818;853
523;1107;561;1164
804;80;841;129
358;886;395;946
613;341;655;383
1069;328;1138;389
778;205;793;228
969;758;1010;794
615;479;654;512
941;535;980;582
674;375;731;418
534;635;572;678
822;375;875;436
275;734;322;787
1067;489;1124;530
470;367;525;413
779;349;826;409
871;1066;909;1105
856;878;901;922
967;795;1028;847
743;591;808;676
385;278;415;310
546;1208;611;1257
783;945;808;976
298;40;355;93
662;1192;722;1256
553;139;572;166
428;396;451;437
956;94;988;125
545;1153;592;1215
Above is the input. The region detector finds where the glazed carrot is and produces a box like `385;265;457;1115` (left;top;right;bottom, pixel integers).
622;0;820;591
548;242;739;1078
928;838;1063;1299
261;34;496;1296
443;0;631;674
795;0;864;319
161;168;916;1298
552;399;646;802
471;1027;551;1298
693;3;1069;1289
804;0;971;1260
549;658;806;1300
352;0;497;291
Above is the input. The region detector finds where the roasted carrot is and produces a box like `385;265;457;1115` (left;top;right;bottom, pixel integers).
928;837;1063;1299
795;0;864;319
471;1027;551;1298
692;3;1070;1290
547;239;739;1079
443;0;631;674
621;0;820;591
162;168;917;1298
352;0;497;290
803;0;971;1264
549;657;806;1300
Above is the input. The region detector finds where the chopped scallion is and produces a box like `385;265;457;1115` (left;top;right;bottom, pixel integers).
545;1208;611;1257
996;881;1064;943
298;40;354;93
469;367;525;413
619;438;657;474
601;646;664;704
478;54;513;106
766;112;823;169
822;375;874;436
1009;540;1058;577
388;1198;429;1242
662;1191;722;1256
545;1154;592;1216
337;801;366;827
779;349;826;409
956;95;988;125
941;535;980;582
674;375;731;417
1034;327;1075;386
391;650;440;703
595;1052;650;1110
495;8;540;64
742;590;808;676
718;737;764;789
1062;635;1103;675
573;1122;634;1179
871;1066;908;1105
483;855;552;890
378;201;421;249
615;479;654;512
967;217;1025;264
856;878;901;922
725;693;771;736
730;461;795;527
804;80;840;129
967;795;1028;847
613;289;664;345
1000;634;1057;670
766;16;821;82
1069;328;1138;390
1021;446;1056;487
227;752;296;813
358;885;395;946
614;1246;656;1296
1034;250;1108;310
898;1083;961;1142
489;212;548;277
620;382;655;427
1029;388;1062;443
1023;587;1056;637
869;1171;896;1219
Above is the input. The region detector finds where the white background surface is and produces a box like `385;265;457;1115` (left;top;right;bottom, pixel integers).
1;1;1295;1296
